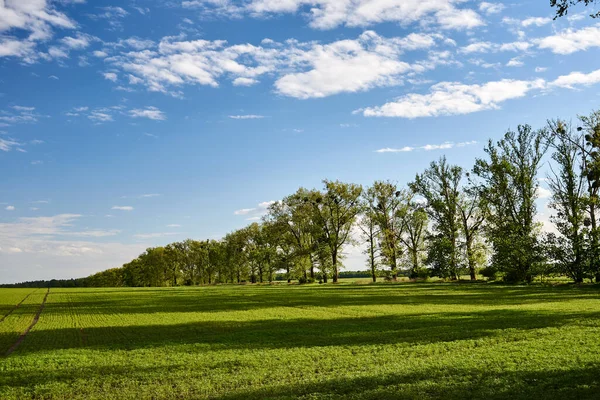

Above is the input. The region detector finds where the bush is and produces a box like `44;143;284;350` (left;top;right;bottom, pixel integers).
480;267;498;281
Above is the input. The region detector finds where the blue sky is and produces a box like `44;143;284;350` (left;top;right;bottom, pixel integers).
1;0;599;283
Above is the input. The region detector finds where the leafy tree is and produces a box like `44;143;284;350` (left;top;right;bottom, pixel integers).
459;181;486;280
473;125;550;282
412;157;462;280
308;180;363;283
545;120;591;282
369;181;405;280
398;198;428;278
359;187;381;282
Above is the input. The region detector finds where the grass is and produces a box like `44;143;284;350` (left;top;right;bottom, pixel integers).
0;282;599;399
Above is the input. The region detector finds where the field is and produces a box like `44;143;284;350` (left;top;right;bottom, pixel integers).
1;283;600;399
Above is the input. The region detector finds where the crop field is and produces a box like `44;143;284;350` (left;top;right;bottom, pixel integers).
1;283;600;399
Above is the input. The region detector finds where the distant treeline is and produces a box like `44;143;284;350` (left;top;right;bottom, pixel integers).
4;110;600;288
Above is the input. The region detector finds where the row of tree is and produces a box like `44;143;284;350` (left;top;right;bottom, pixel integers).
5;110;600;288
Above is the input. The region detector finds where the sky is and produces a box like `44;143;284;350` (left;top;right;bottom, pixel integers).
1;0;599;283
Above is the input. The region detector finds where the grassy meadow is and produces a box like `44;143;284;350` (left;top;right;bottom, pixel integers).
1;282;600;399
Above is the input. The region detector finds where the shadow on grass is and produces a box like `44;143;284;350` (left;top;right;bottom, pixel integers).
3;308;598;356
42;283;600;316
215;363;600;400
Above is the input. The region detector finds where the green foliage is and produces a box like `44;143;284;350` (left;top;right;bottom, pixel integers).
474;125;550;283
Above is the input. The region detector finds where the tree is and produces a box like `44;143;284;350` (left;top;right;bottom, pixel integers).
551;0;599;19
308;180;363;283
369;181;405;280
412;157;462;280
546;120;590;283
398;198;428;278
359;187;381;282
473;125;550;282
266;189;319;281
459;180;486;280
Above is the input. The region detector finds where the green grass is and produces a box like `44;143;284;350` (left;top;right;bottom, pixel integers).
1;283;600;399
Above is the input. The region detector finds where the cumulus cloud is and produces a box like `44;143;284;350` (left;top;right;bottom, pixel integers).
0;0;76;62
106;31;448;99
536;25;600;54
359;68;600;118
103;72;118;82
5;205;15;211
359;79;546;118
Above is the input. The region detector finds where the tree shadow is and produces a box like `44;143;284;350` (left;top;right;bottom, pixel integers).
3;308;597;356
41;283;600;316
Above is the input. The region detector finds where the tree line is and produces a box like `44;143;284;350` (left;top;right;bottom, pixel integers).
4;110;600;288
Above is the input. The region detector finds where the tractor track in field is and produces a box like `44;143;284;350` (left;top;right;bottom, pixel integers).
0;289;38;324
4;288;50;357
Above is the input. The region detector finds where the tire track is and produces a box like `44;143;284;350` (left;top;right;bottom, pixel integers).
0;289;38;324
4;288;50;357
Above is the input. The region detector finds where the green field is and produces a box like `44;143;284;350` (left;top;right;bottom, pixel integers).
1;283;600;399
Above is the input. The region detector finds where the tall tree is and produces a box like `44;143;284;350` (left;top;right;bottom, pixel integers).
546;120;590;283
398;198;428;278
309;180;363;283
473;125;550;282
359;187;381;282
459;180;486;280
369;181;405;280
412;157;462;280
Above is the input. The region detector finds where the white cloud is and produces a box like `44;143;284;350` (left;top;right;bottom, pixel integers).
550;69;600;89
0;0;76;62
92;50;108;57
128;106;166;120
479;2;504;15
537;186;552;199
232;77;259;86
360;79;546;118
103;72;118;82
229;114;264;119
107;31;447;99
0;137;21;152
88;111;113;122
359;68;600;118
535;66;547;73
536;25;600;54
375;140;477;153
0;214;145;283
61;33;95;49
234;200;275;217
5;205;15;211
521;16;552;27
186;0;484;30
166;224;181;228
234;208;255;215
506;58;524;67
111;206;134;211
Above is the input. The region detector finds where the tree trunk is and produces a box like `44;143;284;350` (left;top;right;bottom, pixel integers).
370;244;377;283
466;237;476;280
287;266;291;283
332;249;338;283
